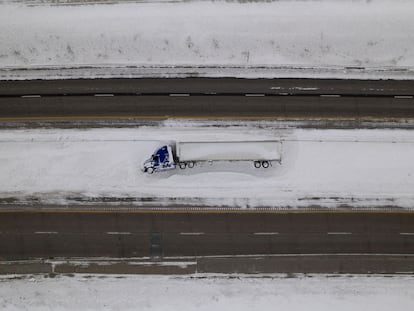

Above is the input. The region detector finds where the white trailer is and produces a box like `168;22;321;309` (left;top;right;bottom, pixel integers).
177;141;281;167
142;141;282;173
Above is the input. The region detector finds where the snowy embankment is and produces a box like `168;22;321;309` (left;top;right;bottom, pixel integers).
1;122;414;209
1;274;414;311
1;0;414;80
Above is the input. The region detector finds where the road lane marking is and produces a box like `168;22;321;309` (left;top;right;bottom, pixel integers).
253;232;279;235
179;232;204;235
93;94;114;97
327;232;352;235
106;232;131;235
289;87;319;91
394;96;413;99
320;94;341;97
169;94;190;97
21;95;41;98
245;94;265;97
34;231;58;234
400;232;414;235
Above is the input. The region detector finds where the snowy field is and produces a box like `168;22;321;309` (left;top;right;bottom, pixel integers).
1;0;414;80
1;122;414;209
1;274;414;311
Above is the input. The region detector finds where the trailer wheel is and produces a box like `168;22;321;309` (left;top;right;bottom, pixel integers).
262;161;270;168
146;167;154;174
187;161;195;168
179;162;187;169
254;161;261;168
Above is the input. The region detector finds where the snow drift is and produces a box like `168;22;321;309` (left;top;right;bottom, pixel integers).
1;0;414;79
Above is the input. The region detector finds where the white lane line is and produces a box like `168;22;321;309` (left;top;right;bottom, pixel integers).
94;94;114;97
179;232;205;235
245;94;265;97
394;96;413;99
289;87;319;91
327;232;352;235
253;232;279;235
400;232;414;235
106;232;131;235
320;94;341;97
21;95;41;98
34;231;58;234
169;94;190;97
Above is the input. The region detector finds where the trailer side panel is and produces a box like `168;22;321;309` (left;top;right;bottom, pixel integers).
176;141;281;162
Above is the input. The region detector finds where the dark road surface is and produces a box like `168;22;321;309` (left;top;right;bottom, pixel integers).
2;78;414;96
2;95;414;120
1;78;414;122
2;211;414;260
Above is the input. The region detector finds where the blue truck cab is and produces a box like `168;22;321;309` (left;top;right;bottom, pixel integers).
142;144;176;174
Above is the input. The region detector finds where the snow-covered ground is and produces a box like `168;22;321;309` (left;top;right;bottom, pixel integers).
1;274;414;311
1;0;414;80
1;122;413;209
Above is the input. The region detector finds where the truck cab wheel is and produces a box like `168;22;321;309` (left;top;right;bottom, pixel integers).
179;162;187;169
187;161;195;168
146;167;154;174
254;161;261;168
262;161;270;168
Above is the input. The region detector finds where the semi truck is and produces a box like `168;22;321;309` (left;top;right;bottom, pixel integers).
142;141;282;174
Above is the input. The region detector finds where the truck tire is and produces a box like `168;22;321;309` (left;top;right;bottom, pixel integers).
254;161;261;168
188;161;195;168
179;162;187;169
262;161;270;168
146;167;154;174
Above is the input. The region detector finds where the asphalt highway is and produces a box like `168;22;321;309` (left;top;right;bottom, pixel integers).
1;78;414;96
1;78;414;122
1;94;414;120
1;211;414;260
